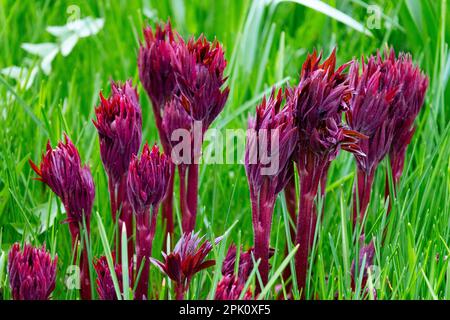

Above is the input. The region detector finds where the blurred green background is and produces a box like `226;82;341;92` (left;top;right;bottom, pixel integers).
0;0;449;299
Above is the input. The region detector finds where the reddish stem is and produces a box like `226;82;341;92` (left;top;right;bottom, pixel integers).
179;166;192;233
108;181;117;222
150;101;170;155
80;241;91;300
175;286;184;300
294;187;317;296
294;160;324;298
186;164;199;232
151;100;175;243
118;175;134;263
280;175;297;298
69;223;91;300
251;180;275;294
162;164;175;243
284;175;298;240
135;206;159;300
109;175;134;264
352;168;375;230
385;152;403;217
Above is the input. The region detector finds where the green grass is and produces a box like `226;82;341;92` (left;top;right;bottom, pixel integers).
0;0;449;300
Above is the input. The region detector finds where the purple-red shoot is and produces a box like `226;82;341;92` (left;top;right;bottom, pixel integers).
8;243;57;300
172;34;229;233
30;135;95;299
221;244;254;281
94;254;133;300
387;50;428;193
215;275;252;300
215;245;254;300
245;88;297;292
138;21;178;237
291;50;364;295
151;232;221;299
350;237;376;297
347;51;398;225
127;143;171;299
139;21;229;236
93;80;142;262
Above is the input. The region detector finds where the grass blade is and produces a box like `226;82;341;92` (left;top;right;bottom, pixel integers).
276;0;372;36
95;211;122;300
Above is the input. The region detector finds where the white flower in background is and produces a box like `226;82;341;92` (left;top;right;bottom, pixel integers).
46;17;104;56
2;16;104;88
20;43;59;75
1;65;39;90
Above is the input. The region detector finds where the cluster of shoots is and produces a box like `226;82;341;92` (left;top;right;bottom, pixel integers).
7;19;427;300
138;21;229;235
245;48;427;298
29;135;95;299
18;20;226;300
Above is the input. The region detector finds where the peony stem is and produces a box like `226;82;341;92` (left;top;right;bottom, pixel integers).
186;164;199;232
284;174;298;239
151;99;175;242
294;187;317;297
108;175;134;264
280;174;297;298
134;205;158;300
179;166;191;233
118;174;134;264
251;181;275;294
162;164;175;242
178;163;199;233
69;223;91;300
352;168;375;229
384;151;404;217
80;241;91;300
108;181;117;222
294;162;324;298
175;283;185;300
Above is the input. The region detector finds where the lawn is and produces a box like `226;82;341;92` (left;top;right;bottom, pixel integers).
0;0;449;300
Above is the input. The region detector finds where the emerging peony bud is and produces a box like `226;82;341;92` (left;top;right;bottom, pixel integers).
152;232;222;299
139;22;229;236
347;54;398;174
294;50;363;170
215;275;252;300
127;143;172;215
8;243;57;300
221;245;254;282
173;35;229;129
93;80;142;186
94;254;133;300
168;34;229;233
245;89;298;195
388;50;428;187
347;52;398;223
139;21;178;114
29;135;95;239
29;135;95;299
216;244;267;300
